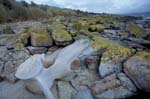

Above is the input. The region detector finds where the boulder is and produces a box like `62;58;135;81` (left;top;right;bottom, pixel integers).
91;36;133;77
124;51;150;92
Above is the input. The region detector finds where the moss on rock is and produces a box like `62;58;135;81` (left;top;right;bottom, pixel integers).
135;51;150;61
126;23;146;38
102;44;133;64
50;22;73;45
90;35;133;64
89;24;105;32
14;43;24;50
31;32;53;47
90;36;111;51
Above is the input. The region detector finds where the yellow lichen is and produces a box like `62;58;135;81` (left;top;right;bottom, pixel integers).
14;43;24;50
102;44;133;63
136;51;150;61
31;32;52;46
52;29;72;42
89;24;105;32
90;36;111;51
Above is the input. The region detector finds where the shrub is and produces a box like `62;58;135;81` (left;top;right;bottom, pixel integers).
0;4;8;22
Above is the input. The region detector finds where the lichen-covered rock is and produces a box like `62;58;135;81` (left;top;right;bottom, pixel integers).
51;22;73;46
89;36;133;77
89;24;105;32
99;43;133;77
126;23;147;38
27;24;53;47
124;51;150;92
90;73;137;99
31;32;53;47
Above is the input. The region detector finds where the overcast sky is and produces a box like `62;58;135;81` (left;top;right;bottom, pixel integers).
17;0;150;14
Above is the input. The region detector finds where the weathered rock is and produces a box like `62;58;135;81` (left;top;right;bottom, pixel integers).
90;73;137;99
57;81;76;99
85;56;100;70
124;51;150;92
99;63;122;78
74;86;94;99
27;46;47;54
0;81;44;99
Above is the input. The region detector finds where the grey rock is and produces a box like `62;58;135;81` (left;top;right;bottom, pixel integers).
0;46;8;59
0;81;44;99
1;50;29;83
27;46;47;54
90;73;137;99
99;63;122;78
124;55;150;92
85;56;100;71
74;86;94;99
57;81;76;99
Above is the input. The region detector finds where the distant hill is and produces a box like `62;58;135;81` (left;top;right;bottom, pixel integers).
127;12;150;19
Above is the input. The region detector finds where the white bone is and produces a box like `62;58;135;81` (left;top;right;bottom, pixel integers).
15;39;92;99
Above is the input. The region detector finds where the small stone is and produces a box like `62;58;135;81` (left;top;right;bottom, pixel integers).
27;46;47;54
85;56;100;70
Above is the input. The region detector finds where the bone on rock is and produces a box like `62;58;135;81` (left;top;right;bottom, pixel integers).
15;39;94;99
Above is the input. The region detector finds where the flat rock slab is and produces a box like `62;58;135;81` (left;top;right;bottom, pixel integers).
0;81;44;99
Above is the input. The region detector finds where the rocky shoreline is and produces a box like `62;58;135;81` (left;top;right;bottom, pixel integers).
0;14;150;99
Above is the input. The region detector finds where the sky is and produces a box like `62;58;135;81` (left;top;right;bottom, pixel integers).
17;0;150;14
